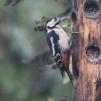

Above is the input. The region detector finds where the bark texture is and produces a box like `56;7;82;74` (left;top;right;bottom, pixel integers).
72;0;101;101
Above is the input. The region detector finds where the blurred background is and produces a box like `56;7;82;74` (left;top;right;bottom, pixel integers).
0;0;73;101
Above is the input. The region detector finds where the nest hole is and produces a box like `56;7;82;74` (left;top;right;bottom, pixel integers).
86;44;101;64
84;1;100;18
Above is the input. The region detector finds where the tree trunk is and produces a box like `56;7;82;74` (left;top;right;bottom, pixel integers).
71;0;101;101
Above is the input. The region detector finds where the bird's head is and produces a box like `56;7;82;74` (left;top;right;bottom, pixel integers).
45;18;60;29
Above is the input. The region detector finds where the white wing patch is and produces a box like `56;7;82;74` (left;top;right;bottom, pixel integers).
50;37;55;56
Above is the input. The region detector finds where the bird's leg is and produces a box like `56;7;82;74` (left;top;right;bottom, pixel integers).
66;68;73;84
59;66;65;78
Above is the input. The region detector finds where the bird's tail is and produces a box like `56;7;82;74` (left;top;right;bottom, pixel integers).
59;64;73;84
59;67;65;78
66;69;73;84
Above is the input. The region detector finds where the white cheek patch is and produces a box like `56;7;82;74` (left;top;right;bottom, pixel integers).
47;19;56;27
50;37;55;56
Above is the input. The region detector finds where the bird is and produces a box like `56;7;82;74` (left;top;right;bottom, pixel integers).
4;0;23;6
45;17;72;83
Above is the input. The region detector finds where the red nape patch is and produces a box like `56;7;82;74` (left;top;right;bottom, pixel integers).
62;54;70;69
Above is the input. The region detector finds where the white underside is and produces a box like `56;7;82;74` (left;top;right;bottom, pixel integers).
47;25;71;53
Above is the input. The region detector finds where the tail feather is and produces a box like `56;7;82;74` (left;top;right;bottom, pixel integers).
60;68;65;78
66;69;73;84
59;65;73;84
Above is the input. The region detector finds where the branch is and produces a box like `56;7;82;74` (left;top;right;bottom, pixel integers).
22;50;57;70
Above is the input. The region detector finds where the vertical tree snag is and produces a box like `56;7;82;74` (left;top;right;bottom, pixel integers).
71;0;101;101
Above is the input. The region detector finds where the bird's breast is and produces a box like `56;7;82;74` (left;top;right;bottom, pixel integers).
54;28;71;52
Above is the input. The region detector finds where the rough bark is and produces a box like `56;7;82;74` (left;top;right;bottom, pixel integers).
72;0;101;101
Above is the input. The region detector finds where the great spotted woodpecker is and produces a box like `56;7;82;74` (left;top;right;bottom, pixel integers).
45;18;72;83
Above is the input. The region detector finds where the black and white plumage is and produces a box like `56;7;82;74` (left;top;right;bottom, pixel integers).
46;18;72;82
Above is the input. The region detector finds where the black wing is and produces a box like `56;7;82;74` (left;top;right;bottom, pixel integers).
46;30;65;78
